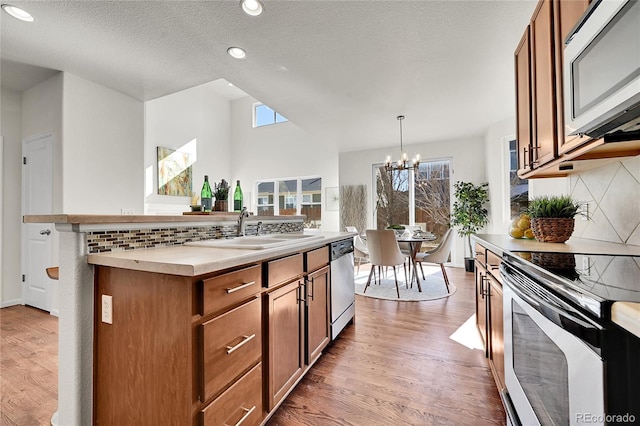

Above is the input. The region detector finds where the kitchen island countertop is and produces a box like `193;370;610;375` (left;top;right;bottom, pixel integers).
87;231;354;276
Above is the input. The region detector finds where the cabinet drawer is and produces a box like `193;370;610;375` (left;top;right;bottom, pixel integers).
475;243;487;267
201;363;263;426
201;298;261;402
305;246;329;272
201;265;261;316
265;253;303;288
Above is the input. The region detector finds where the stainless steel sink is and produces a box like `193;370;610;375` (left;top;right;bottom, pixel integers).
185;233;324;250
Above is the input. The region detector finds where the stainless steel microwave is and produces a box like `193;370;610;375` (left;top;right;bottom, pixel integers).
564;0;640;139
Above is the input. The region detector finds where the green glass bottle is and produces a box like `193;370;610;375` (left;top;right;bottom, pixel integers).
233;180;243;212
201;176;212;212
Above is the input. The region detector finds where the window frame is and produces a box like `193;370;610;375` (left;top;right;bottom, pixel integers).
252;102;288;128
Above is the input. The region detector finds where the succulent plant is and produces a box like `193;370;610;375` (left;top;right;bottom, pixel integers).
526;195;583;219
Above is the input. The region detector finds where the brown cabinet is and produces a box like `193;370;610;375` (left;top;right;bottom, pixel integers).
265;279;305;411
474;244;505;391
554;0;591;155
265;244;332;412
515;26;532;175
93;264;263;426
514;0;638;178
94;241;338;425
305;265;330;365
487;274;505;390
516;0;557;175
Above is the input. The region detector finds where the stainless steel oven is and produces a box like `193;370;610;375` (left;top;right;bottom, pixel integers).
501;252;640;426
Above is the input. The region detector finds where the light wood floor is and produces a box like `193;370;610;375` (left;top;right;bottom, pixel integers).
0;305;58;426
0;266;504;426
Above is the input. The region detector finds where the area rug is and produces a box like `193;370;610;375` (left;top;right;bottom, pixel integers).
354;265;456;301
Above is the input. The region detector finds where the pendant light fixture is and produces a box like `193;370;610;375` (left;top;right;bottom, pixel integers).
384;115;420;172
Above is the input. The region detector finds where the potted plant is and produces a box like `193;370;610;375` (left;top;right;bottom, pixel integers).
526;195;583;243
385;224;406;237
213;179;230;212
451;181;489;272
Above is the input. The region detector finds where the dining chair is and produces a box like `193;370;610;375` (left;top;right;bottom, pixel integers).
345;226;369;273
414;228;454;292
365;229;408;298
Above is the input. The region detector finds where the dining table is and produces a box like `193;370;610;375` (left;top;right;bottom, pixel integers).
396;232;437;291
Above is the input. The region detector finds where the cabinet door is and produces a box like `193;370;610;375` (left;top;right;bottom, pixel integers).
555;0;591;154
266;279;305;411
306;265;330;365
531;0;557;168
475;262;488;356
515;27;532;175
488;276;505;391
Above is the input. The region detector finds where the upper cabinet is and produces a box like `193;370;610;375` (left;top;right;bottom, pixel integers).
553;0;591;155
515;0;640;179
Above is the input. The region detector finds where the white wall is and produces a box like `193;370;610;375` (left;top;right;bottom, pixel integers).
230;97;340;231
62;73;144;214
1;87;25;307
484;117;516;234
339;136;487;266
144;81;232;214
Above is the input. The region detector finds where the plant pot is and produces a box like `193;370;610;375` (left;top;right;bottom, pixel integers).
530;218;575;243
213;200;228;212
464;258;475;273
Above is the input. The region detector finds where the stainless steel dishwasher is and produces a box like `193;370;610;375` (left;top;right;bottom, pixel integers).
330;239;355;339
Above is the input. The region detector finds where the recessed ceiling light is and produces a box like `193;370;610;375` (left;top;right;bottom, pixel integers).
228;83;234;87
240;0;264;16
227;47;246;59
1;4;35;22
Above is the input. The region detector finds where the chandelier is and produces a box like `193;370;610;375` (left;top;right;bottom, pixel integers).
384;115;420;172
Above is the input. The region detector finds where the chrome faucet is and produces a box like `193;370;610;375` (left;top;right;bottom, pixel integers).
237;207;249;237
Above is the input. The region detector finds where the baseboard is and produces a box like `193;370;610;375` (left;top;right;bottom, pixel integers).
1;299;22;308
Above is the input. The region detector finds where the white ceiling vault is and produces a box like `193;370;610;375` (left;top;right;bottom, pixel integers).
1;0;537;152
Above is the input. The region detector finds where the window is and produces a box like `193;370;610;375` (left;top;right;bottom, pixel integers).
253;103;288;127
255;177;322;228
509;140;529;218
374;159;451;241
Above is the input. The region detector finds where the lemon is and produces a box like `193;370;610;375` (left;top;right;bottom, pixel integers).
509;227;524;239
511;218;521;228
518;218;531;230
524;228;534;239
520;213;530;220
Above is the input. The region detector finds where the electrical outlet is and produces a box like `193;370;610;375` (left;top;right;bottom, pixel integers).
121;208;135;215
102;295;113;324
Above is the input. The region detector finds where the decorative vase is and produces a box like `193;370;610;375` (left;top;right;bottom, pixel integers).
213;200;228;212
530;218;575;243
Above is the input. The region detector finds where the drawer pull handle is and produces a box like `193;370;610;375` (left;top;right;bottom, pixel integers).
225;405;256;426
226;334;256;354
226;281;256;294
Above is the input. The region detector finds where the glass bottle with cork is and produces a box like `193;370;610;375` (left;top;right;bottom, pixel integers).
233;180;243;212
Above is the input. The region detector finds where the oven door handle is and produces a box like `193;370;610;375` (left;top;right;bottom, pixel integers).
505;275;603;335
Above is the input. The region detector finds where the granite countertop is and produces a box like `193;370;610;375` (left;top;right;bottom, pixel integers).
88;231;354;276
473;234;640;338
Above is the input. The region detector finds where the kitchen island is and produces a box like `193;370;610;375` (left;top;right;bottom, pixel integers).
23;214;353;426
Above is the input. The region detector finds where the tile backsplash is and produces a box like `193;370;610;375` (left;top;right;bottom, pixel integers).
86;221;304;254
570;155;640;246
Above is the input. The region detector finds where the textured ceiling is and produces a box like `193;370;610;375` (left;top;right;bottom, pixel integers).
1;0;538;152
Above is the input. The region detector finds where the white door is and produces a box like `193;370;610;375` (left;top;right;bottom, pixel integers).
22;133;54;311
